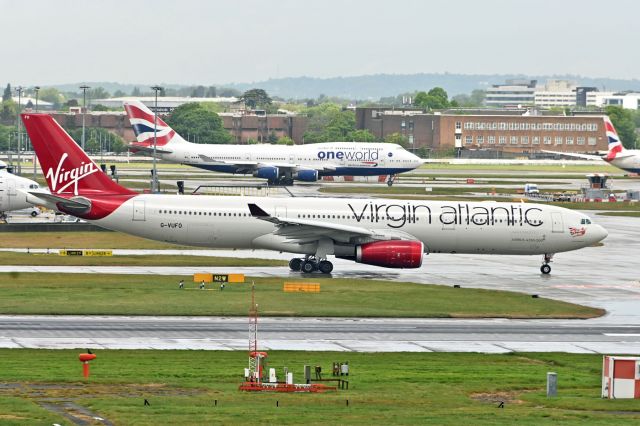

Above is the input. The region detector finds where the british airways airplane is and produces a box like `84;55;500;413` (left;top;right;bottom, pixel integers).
124;101;423;185
21;113;607;275
544;116;640;173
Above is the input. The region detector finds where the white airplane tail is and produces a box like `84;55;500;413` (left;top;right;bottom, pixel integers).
604;116;625;161
123;100;187;152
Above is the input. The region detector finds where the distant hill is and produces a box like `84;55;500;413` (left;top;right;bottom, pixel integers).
27;73;640;100
227;73;640;100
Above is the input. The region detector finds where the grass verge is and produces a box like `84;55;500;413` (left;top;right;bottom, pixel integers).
0;273;602;318
0;350;637;425
0;231;192;249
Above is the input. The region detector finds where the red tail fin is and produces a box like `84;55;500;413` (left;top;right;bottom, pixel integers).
21;114;135;196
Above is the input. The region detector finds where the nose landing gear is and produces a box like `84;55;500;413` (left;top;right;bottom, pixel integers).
540;253;554;274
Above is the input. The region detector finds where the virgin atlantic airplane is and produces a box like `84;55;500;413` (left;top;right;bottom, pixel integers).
21;113;607;274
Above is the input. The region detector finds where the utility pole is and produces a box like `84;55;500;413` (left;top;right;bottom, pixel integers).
79;85;90;150
33;86;40;179
15;86;23;174
151;86;163;193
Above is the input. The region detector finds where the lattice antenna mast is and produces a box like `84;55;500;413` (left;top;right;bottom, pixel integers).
248;282;259;381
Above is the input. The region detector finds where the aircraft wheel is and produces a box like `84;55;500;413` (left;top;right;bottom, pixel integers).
318;260;333;274
289;258;302;271
30;210;39;217
540;264;551;275
387;180;393;187
301;261;316;274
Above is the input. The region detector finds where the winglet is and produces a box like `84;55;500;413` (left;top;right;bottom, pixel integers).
248;203;270;217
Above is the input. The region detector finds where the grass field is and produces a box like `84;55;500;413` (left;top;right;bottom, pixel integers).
0;273;602;318
597;211;640;217
0;350;637;425
0;251;286;267
0;231;191;249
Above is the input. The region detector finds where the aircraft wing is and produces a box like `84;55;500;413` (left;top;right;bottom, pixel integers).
541;150;604;161
248;203;417;244
128;143;173;154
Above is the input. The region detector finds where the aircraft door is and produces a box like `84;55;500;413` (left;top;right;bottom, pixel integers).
551;212;564;233
133;200;146;221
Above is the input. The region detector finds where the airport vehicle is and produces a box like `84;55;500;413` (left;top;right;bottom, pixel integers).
124;100;423;186
524;183;539;195
0;160;42;218
21;113;607;274
544;116;640;173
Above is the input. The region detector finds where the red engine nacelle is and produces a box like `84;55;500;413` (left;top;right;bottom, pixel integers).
356;240;424;268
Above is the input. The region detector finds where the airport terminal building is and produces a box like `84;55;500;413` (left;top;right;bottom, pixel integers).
355;107;608;154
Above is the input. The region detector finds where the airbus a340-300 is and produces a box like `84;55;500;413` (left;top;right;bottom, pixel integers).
124;100;423;186
21;113;607;274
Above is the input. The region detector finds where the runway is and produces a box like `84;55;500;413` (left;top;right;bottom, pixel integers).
1;210;639;353
2;315;640;353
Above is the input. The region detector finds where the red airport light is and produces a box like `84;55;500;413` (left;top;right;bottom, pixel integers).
78;353;97;378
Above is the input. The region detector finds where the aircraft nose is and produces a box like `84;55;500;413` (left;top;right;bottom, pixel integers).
590;224;608;244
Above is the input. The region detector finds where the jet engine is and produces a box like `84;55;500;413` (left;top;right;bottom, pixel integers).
355;240;424;268
293;169;319;182
253;166;279;180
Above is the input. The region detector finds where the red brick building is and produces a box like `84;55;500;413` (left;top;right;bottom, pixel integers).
356;107;608;153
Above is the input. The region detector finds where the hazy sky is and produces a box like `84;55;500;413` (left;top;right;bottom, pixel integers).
1;0;638;86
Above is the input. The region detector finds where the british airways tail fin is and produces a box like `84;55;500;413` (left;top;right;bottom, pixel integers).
604;116;625;161
123;100;185;151
21;113;135;197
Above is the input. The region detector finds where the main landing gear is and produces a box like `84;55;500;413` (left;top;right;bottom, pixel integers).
540;253;554;275
387;174;397;187
289;256;334;274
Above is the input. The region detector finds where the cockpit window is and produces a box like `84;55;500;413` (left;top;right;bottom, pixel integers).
29;184;39;189
580;218;591;225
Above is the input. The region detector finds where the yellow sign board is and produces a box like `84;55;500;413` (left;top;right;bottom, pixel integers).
283;282;321;293
59;250;113;256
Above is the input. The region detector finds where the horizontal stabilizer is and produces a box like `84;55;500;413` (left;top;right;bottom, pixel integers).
28;191;91;214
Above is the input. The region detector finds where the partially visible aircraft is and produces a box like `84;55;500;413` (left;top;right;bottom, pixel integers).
22;113;607;275
543;116;640;173
123;100;423;186
0;161;42;218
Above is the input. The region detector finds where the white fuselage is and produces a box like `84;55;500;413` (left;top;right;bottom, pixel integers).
159;142;423;176
0;170;41;213
609;151;640;173
93;195;606;258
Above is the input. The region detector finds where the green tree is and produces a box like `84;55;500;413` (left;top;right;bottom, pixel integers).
165;102;232;144
131;87;141;97
2;84;12;102
88;87;110;101
39;87;63;106
414;87;451;110
302;103;356;143
240;88;272;109
605;106;638;149
1;100;17;122
218;87;241;97
191;86;206;97
206;86;217;98
0;124;16;150
347;129;377;142
384;132;409;148
113;90;126;98
276;136;294;145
